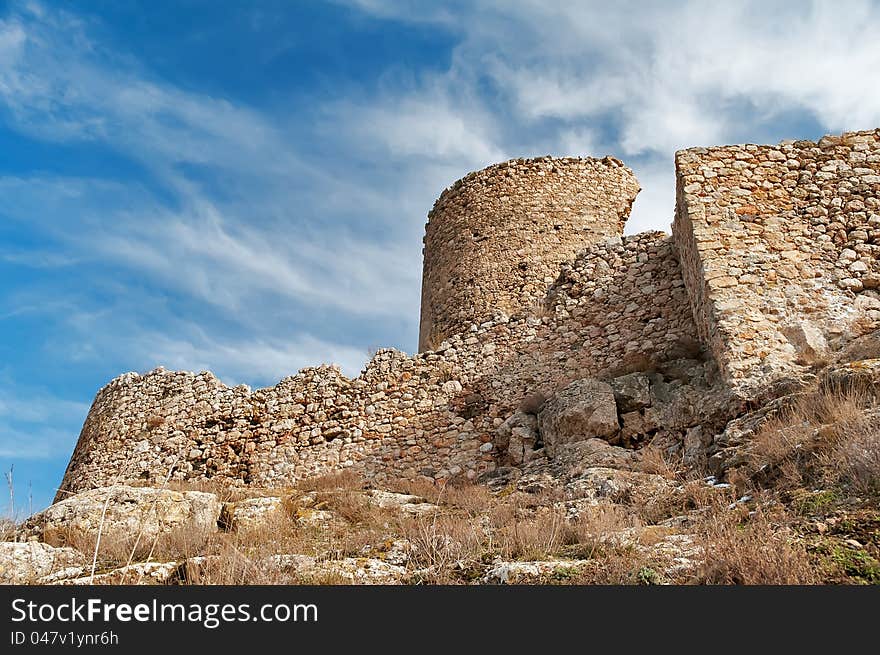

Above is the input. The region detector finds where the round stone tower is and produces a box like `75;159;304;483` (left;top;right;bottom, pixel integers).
418;156;641;351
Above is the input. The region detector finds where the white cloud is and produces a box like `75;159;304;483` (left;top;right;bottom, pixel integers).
347;1;880;149
556;127;600;158
626;160;676;235
0;389;88;425
345;94;505;164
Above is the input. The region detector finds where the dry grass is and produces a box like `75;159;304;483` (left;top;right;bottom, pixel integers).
637;445;681;479
632;478;725;525
819;417;880;495
0;517;16;540
571;545;665;585
745;386;880;496
398;514;484;578
43;522;216;571
496;509;568;561
558;504;640;559
693;501;817;585
312;489;376;525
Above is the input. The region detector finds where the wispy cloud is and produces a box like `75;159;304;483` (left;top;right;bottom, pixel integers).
0;385;89;459
342;0;880;228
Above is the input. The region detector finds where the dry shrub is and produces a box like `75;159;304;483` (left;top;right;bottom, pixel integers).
443;483;494;516
384;477;494;515
398;513;484;575
629;475;725;525
47;522;216;571
572;546;659;585
388;476;442;503
496;509;567;561
638;446;681;480
746;386;879;494
313;490;375;524
819;416;880;495
559;504;640;559
693;502;817;585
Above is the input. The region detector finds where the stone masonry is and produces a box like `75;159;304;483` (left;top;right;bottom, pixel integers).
418;156;640;351
674;129;880;394
56;130;880;498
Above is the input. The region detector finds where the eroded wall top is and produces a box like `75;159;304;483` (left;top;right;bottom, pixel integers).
418;156;640;351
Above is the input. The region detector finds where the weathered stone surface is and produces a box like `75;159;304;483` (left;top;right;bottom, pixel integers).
539;379;619;455
610;373;653;413
496;412;540;464
782;322;829;365
551;439;639;473
23;486;221;543
565;467;672;502
675;129;880;396
366;490;437;515
0;542;86;584
683;426;711;465
221;496;284;532
53;562;179;586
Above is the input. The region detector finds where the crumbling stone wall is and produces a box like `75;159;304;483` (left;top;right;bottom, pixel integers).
674;129;880;394
58;233;700;497
58;128;880;497
418;156;640;351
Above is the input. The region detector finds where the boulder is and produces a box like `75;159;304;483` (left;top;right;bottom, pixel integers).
682;426;712;465
538;379;619;455
0;541;86;584
610;373;653;413
220;496;284;532
23;485;222;544
366;490;437;515
552;439;639;474
565;467;672;502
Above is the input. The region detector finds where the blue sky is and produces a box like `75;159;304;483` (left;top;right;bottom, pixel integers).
1;0;879;516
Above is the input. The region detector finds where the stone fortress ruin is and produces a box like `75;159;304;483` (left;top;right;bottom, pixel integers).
56;129;880;500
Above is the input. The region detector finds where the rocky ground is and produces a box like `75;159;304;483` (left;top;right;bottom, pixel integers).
2;341;880;585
